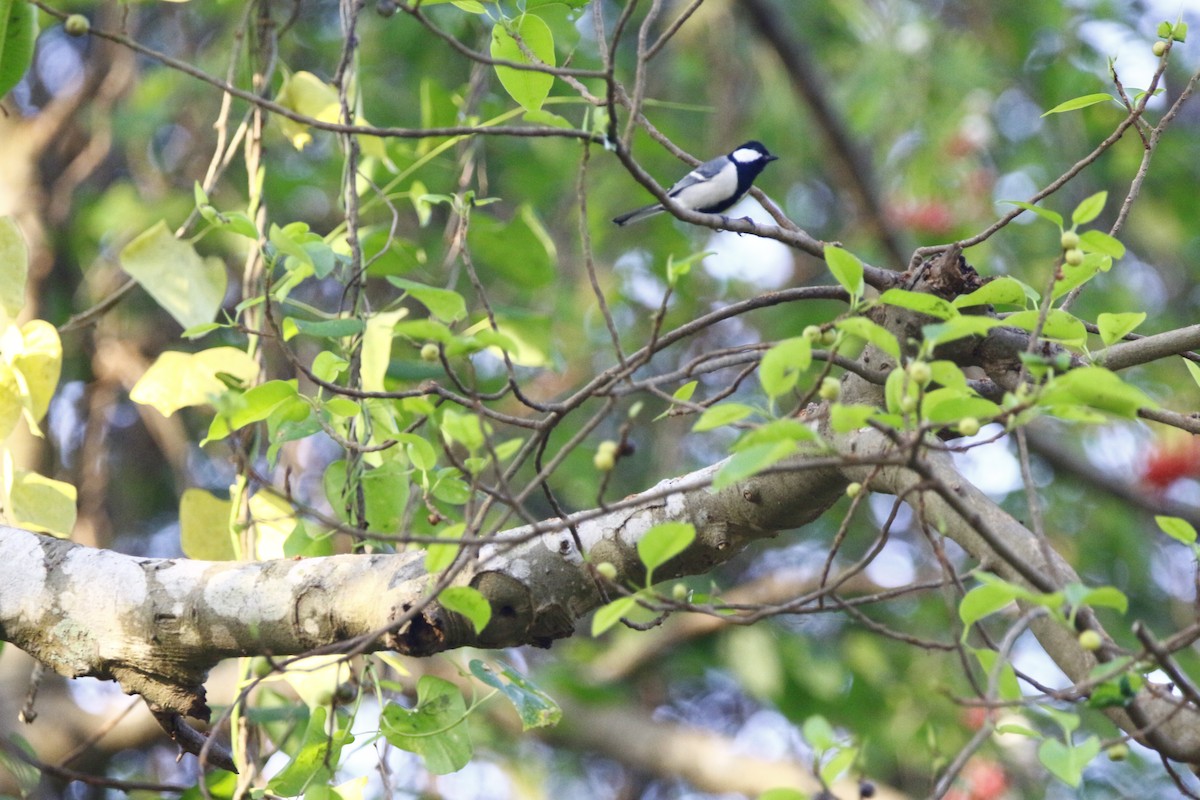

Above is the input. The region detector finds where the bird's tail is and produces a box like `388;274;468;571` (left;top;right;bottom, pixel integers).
612;204;664;226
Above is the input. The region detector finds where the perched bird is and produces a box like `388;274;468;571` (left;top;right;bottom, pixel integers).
612;141;778;226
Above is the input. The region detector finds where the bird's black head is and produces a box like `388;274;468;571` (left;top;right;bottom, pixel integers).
727;141;778;198
729;141;778;166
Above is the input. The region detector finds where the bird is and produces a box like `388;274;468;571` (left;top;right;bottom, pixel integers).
612;141;778;226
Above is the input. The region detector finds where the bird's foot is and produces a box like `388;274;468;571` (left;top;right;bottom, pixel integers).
721;215;755;236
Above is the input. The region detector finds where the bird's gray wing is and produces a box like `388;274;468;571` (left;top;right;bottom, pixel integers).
665;154;729;196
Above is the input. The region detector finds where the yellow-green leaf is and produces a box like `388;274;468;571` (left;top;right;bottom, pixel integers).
1042;93;1113;116
1072;191;1107;227
180;488;235;560
120;220;228;330
440;586;492;635
0;216;29;320
0;358;22;439
490;13;556;112
1097;312;1146;346
9;469;76;537
362;309;408;393
12;319;62;423
824;245;864;299
130;347;261;417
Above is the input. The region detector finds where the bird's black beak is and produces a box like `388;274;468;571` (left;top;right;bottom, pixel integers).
765;154;779;162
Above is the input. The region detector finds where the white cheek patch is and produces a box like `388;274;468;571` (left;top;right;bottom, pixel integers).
731;148;764;164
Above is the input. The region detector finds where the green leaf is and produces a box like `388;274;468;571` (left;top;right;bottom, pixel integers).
440;586;492;635
824;246;865;299
441;407;488;451
877;288;958;320
666;250;712;287
758;790;807;800
835;316;901;361
996;722;1043;738
490;13;556;111
312;351;349;383
952;276;1035;310
972;648;1022;701
821;745;859;787
120;220;229;330
1078;229;1125;258
469;659;562;730
759;337;812;399
1040;366;1157;418
802;715;837;752
1038;735;1100;787
922;390;1001;425
0;0;37;100
1097;312;1146;346
1069;584;1128;614
1001;200;1063;228
591;595;637;636
733;418;820;450
1042;93;1114;116
1186;359;1200;391
207;380;300;442
287;317;366;339
921;316;1003;347
1072;191;1108;226
268;707;353;794
1051;253;1107;300
929;360;969;390
959;584;1018;631
692;402;755;432
398;432;438;473
387;277;468;323
467;204;557;288
712;440;798;490
1005;309;1087;346
673;380;697;403
380;676;472;774
425;523;466;574
829;403;877;433
1156;515;1198;545
637;522;696;580
0;216;29;319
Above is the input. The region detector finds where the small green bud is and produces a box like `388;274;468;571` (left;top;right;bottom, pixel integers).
907;360;932;386
900;394;918;414
64;14;90;36
818;376;841;401
595;562;618;581
1078;629;1103;651
803;325;822;342
820;329;838;347
420;343;440;362
1060;230;1080;250
956;417;981;437
845;481;862;498
1153;40;1168;57
1064;248;1084;266
672;583;688;601
1106;743;1129;761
